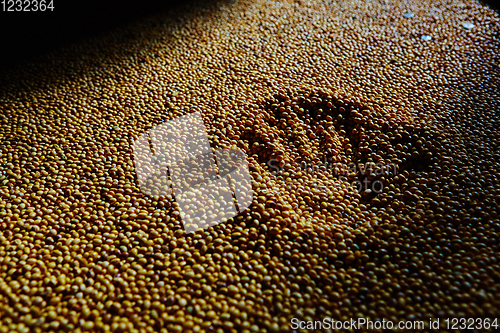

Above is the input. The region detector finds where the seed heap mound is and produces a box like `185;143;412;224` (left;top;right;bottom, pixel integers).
1;0;499;332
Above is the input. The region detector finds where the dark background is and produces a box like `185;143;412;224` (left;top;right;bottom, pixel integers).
0;0;498;72
0;0;182;71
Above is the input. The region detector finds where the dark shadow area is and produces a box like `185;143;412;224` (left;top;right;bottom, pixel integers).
0;0;187;71
481;0;500;11
0;0;238;93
